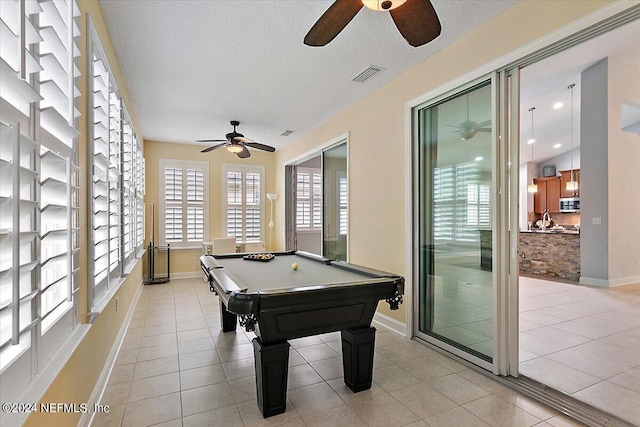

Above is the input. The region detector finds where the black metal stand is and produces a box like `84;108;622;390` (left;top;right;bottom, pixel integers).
145;242;170;285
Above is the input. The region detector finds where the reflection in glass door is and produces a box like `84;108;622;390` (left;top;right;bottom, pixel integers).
323;143;347;261
415;80;495;363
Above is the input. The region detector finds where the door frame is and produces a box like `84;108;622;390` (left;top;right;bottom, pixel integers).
408;73;502;374
284;133;349;258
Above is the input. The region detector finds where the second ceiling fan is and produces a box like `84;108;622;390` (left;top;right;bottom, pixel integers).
197;121;275;158
304;0;441;47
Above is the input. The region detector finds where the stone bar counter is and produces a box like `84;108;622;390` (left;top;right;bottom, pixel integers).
519;230;580;281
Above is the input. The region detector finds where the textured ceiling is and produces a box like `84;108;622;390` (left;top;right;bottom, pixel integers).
98;0;517;150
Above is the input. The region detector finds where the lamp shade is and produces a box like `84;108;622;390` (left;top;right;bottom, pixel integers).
226;143;243;153
527;184;538;193
566;181;579;191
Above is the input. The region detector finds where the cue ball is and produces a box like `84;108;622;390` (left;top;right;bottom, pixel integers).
291;263;299;270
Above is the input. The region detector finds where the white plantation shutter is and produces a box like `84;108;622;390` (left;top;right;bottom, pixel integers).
226;171;242;238
164;167;183;242
186;168;204;241
0;0;81;409
433;162;487;243
223;165;264;242
135;147;144;256
296;171;311;228
338;174;348;235
295;168;322;231
88;19;144;315
159;160;208;247
313;172;322;229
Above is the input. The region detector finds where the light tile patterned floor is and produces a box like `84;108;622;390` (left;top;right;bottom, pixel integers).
92;277;584;427
519;277;640;426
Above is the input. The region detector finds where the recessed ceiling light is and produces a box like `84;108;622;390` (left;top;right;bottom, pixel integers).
527;138;535;144
553;102;563;109
475;156;483;161
553;143;562;149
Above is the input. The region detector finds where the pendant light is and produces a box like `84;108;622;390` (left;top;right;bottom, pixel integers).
566;83;579;192
527;107;538;193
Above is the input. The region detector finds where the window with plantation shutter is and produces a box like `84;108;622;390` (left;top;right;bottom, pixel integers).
0;0;82;415
223;165;264;242
433;162;488;243
87;19;144;317
296;167;322;231
159;160;208;248
338;174;348;235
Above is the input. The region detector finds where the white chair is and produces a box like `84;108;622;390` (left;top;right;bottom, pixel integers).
212;237;237;254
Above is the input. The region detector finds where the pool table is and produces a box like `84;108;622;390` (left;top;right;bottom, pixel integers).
199;251;404;418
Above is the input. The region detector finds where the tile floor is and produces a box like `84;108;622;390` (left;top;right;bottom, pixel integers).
92;277;584;427
519;276;640;426
424;254;640;425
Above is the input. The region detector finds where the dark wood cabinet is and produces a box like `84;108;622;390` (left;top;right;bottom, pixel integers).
533;176;561;213
560;169;580;198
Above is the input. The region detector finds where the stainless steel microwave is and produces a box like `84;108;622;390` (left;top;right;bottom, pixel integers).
560;197;580;212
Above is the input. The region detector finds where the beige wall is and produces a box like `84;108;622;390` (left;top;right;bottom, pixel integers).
143;140;277;275
273;0;613;323
25;1;144;425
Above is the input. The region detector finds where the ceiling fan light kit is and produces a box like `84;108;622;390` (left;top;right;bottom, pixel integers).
362;0;406;11
197;121;276;158
304;0;441;47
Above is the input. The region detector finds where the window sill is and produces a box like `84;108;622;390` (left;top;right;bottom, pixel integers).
88;276;126;323
158;245;200;251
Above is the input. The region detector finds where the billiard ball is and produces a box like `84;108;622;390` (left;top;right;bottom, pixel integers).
291;263;299;270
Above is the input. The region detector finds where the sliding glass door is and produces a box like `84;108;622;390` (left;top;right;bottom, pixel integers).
285;139;348;261
415;79;497;367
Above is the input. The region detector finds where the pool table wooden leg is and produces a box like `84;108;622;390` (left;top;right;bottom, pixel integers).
341;326;376;392
219;298;237;332
252;338;290;418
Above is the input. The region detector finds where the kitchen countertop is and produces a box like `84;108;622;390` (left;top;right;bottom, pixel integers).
520;229;579;235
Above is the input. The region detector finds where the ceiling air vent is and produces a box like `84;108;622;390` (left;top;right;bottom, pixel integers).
280;130;294;136
352;66;384;83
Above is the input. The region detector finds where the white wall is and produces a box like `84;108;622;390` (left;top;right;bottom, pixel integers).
607;54;640;284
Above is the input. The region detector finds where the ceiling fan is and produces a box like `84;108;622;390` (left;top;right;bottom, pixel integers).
446;95;491;141
304;0;441;47
197;121;275;158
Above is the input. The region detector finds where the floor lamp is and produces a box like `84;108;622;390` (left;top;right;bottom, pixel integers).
267;193;278;250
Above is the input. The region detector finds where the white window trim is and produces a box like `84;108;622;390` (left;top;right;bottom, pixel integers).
158;158;209;249
222;163;265;243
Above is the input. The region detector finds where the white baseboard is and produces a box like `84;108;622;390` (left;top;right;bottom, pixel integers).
81;279;144;427
169;271;202;280
373;312;408;337
580;275;640;287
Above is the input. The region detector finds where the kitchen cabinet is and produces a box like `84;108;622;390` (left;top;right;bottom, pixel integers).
533;176;561;213
560;169;580;198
